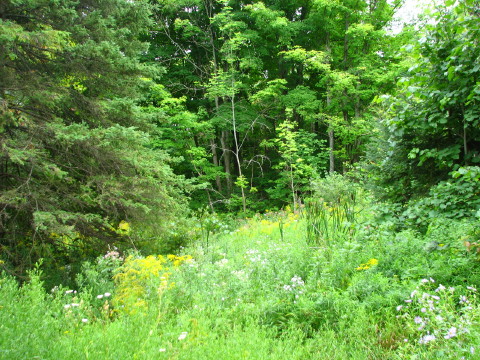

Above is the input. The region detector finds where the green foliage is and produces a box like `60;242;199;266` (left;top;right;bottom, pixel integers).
3;198;480;359
265;119;326;209
403;166;480;225
395;280;480;359
4;1;480;358
145;0;400;210
0;269;63;359
0;0;192;279
304;174;359;247
75;250;123;298
369;0;480;200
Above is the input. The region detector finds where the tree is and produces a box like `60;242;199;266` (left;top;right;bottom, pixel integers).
0;0;190;277
370;0;480;201
144;0;402;211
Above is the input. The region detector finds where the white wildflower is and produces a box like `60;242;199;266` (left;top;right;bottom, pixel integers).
444;327;457;339
291;275;304;287
178;332;188;341
414;316;423;324
215;258;229;267
419;334;436;344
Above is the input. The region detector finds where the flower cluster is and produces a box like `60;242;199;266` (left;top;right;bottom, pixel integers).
396;278;478;357
113;254;193;314
104;247;123;261
245;249;268;265
96;292;111;299
283;275;305;303
355;258;378;271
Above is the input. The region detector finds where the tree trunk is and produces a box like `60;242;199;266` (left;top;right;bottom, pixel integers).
231;88;246;212
210;138;222;192
220;131;233;194
329;129;335;174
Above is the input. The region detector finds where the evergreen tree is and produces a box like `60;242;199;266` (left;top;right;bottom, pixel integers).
0;0;190;276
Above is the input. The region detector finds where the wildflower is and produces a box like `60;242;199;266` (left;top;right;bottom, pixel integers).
421;279;429;284
421;308;427;313
104;250;121;260
429;277;435;283
81;318;88;323
435;284;446;292
470;347;475;355
431;295;440;300
396;305;403;311
65;290;74;294
459;295;468;304
159;348;166;352
356;258;378;271
410;290;418;298
64;304;71;309
444;327;457;339
404;299;412;303
97;294;104;299
71;303;80;307
414;316;423;324
467;286;477;292
104;292;111;297
291;275;305;287
283;285;292;291
419;334;436;344
178;332;188;341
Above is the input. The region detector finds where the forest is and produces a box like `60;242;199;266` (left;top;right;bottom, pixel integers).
1;0;480;358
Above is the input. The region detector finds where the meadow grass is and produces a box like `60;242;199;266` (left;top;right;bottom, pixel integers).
1;207;480;359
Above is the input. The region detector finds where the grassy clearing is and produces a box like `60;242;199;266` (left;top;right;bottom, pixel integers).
1;205;480;359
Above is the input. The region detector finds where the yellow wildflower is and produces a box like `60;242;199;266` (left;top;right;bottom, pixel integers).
356;258;379;271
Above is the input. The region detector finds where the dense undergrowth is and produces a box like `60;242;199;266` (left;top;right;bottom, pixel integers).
2;176;480;359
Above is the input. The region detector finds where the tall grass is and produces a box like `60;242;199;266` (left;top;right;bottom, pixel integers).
2;201;480;359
